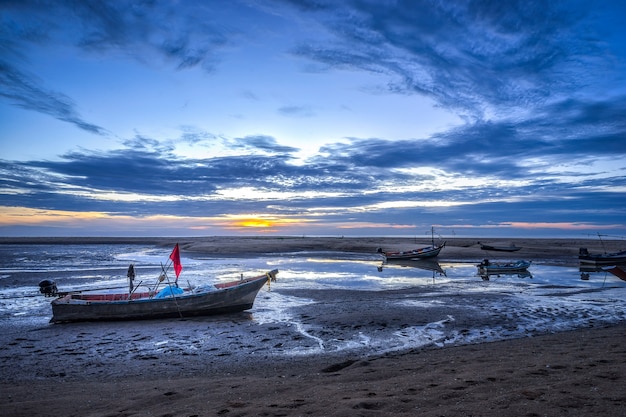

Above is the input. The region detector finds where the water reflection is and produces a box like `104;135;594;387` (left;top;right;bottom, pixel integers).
377;258;446;276
580;264;626;282
478;270;533;281
3;247;626;326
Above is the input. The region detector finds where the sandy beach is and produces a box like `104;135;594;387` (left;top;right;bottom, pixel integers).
2;324;625;416
1;236;625;416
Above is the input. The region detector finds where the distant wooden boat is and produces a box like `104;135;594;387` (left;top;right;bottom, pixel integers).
477;259;531;274
578;248;626;265
378;242;445;260
478;242;522;252
378;227;445;260
48;271;277;323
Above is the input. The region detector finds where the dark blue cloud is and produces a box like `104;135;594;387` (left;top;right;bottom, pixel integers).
0;60;107;135
0;0;243;132
312;92;626;180
287;0;612;118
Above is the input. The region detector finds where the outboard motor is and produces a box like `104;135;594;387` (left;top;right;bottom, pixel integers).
38;279;58;297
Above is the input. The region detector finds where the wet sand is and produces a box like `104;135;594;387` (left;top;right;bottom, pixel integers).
2;324;624;416
1;236;625;416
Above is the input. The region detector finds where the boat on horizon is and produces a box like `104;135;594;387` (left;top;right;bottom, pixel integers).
478;242;522;252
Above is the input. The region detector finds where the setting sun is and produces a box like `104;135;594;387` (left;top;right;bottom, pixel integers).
235;219;274;228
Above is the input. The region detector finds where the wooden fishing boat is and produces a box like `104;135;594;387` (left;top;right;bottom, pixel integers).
478;242;522;252
42;243;278;323
477;259;531;274
578;248;626;265
48;270;277;323
378;227;445;260
378;242;445;260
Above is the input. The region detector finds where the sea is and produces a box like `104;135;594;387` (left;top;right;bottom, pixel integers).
1;243;626;359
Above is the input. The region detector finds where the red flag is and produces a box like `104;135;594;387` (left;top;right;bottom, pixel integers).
169;243;183;279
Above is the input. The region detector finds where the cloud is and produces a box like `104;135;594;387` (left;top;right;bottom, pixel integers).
311;91;626;180
278;105;316;117
287;0;611;118
0;60;107;135
229;135;301;154
0;0;242;132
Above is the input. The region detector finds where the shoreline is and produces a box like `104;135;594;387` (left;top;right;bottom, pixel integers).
2;235;624;267
2;323;624;416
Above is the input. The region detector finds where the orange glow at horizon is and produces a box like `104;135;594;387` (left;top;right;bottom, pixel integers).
224;215;311;230
0;206;116;225
0;207;313;232
234;219;274;228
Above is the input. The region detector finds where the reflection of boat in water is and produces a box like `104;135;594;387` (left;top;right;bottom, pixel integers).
479;270;533;281
579;265;607;273
378;258;446;276
477;259;531;274
580;265;626;282
478;242;522;252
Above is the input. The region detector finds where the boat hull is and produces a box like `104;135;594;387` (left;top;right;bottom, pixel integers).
381;242;445;260
50;274;271;323
578;254;626;265
479;244;521;252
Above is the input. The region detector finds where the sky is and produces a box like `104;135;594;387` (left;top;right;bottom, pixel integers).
1;0;625;239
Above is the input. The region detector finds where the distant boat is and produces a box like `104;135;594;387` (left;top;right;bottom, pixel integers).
378;242;445;260
377;227;445;260
578;248;626;265
478;242;522;252
477;259;531;274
